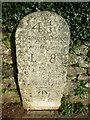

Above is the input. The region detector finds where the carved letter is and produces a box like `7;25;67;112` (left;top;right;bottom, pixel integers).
50;54;56;63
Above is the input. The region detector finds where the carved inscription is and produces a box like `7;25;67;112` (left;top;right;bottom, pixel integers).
30;53;56;63
32;21;55;33
38;90;48;95
30;54;36;62
50;54;56;63
32;22;42;32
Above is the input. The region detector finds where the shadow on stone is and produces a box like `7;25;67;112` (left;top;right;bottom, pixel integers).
10;28;22;106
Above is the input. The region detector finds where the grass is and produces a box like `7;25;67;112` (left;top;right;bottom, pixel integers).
72;78;87;98
69;41;81;54
2;33;11;49
74;102;88;115
59;75;88;116
60;96;74;116
74;85;87;98
59;96;88;116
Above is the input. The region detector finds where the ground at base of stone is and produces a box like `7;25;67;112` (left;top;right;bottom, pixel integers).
2;103;89;119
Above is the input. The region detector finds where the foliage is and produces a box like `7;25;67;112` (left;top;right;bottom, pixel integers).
16;103;22;108
8;87;18;93
85;45;90;63
60;96;88;116
2;88;6;93
69;41;81;53
2;33;11;48
1;86;18;94
72;78;87;98
74;102;88;115
3;61;10;67
60;96;74;116
2;2;90;44
2;71;9;79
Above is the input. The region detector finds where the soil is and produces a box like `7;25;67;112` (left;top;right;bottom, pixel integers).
2;103;27;119
2;103;89;120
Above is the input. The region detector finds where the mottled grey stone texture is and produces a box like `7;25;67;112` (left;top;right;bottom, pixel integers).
15;11;70;110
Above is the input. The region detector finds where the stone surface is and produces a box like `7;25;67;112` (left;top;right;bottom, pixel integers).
69;94;89;105
68;44;89;68
67;66;77;77
63;81;75;96
74;67;86;75
15;11;70;110
87;67;90;75
78;74;90;81
68;53;76;65
75;45;88;57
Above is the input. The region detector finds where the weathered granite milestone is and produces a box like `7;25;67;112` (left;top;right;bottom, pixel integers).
15;11;70;110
